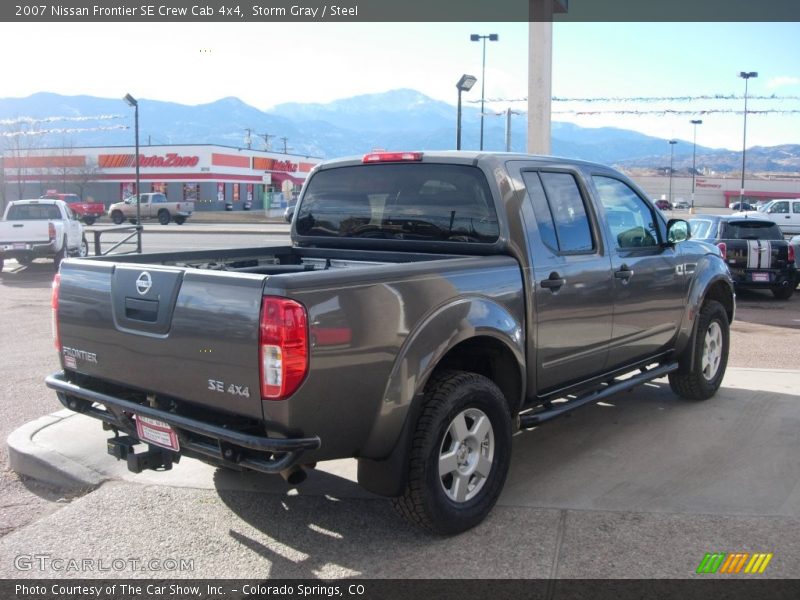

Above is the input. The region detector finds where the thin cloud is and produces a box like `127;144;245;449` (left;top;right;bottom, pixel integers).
767;76;800;89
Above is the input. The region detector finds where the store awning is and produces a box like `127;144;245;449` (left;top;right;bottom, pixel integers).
269;171;305;186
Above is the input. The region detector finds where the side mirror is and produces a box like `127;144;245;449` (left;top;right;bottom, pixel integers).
666;219;690;244
285;207;295;223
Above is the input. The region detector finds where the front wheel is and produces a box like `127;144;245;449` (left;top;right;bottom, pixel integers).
392;370;512;535
668;300;729;400
111;211;124;225
158;211;170;225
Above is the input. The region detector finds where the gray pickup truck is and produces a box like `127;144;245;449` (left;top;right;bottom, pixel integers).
46;151;735;534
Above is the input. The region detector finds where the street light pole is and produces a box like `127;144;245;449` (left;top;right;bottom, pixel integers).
668;140;677;206
455;74;477;150
739;71;758;206
690;119;702;212
470;33;498;151
123;93;141;253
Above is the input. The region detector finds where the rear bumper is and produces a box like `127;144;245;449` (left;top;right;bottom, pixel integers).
0;240;58;259
730;268;796;288
45;371;321;474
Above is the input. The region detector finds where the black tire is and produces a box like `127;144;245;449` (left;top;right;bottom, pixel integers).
392;370;512;535
772;284;794;300
83;217;96;226
129;219;138;225
54;238;67;271
668;300;729;401
158;210;170;225
17;255;33;266
75;236;89;258
0;258;4;272
174;216;186;225
111;211;124;225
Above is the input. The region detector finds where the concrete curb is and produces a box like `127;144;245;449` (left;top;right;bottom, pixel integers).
7;410;107;490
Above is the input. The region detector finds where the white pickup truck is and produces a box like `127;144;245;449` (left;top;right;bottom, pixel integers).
108;193;194;225
0;199;88;271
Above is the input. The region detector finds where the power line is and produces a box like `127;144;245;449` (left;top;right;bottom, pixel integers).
1;125;128;137
467;94;800;104
0;114;124;126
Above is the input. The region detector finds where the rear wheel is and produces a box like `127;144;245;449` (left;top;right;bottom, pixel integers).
174;216;186;225
17;255;32;266
111;211;124;225
54;238;67;271
75;236;89;258
392;370;512;535
158;210;170;225
668;300;729;400
772;284;794;300
0;258;4;272
83;216;96;226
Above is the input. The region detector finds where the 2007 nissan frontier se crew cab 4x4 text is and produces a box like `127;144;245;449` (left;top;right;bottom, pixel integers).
46;151;735;534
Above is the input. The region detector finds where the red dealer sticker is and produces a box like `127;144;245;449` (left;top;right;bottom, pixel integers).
135;415;180;452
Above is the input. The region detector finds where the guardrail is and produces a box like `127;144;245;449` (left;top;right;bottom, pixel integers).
90;225;142;256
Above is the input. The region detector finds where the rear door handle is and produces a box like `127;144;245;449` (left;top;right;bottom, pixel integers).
540;272;566;290
615;265;634;281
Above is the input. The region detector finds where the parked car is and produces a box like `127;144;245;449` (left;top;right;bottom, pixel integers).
0;199;88;271
41;192;105;225
728;201;753;212
671;198;690;210
791;235;800;288
48;151;734;534
689;214;796;299
108;193;194;225
654;199;671;211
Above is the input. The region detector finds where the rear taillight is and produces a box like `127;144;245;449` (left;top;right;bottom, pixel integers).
51;274;61;351
362;151;423;163
259;297;308;400
48;222;56;242
789;244;795;265
716;242;727;260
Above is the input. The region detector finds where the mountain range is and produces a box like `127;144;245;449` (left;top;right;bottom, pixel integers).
1;90;798;174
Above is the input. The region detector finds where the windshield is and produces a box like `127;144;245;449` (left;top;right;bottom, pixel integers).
295;163;500;243
689;219;715;239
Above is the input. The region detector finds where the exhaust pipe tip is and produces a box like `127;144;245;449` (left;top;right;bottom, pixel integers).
280;465;307;486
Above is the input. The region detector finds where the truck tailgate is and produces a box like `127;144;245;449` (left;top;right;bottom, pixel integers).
58;260;267;419
0;221;51;244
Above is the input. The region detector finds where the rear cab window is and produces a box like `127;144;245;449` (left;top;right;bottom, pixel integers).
295;163;500;244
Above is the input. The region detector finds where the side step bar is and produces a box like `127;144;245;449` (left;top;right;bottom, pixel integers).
519;362;679;428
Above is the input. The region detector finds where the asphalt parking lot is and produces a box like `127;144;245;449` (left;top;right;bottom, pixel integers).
1;232;799;582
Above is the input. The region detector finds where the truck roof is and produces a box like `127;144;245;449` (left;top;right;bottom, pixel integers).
314;151;616;172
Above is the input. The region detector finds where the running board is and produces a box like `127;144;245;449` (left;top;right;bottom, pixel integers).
518;362;679;428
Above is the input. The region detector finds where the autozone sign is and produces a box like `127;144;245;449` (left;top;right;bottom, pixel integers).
99;153;200;168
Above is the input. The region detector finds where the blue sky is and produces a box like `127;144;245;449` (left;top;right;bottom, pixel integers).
0;21;798;151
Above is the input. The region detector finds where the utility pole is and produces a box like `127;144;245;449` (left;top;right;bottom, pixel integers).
258;133;274;151
244;128;252;149
280;137;290;153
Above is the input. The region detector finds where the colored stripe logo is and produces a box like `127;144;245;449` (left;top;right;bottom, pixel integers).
696;552;773;574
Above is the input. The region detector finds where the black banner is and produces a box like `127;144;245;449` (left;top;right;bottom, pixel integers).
3;579;800;600
2;0;800;22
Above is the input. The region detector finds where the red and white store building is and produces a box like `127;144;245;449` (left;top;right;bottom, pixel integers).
2;144;322;211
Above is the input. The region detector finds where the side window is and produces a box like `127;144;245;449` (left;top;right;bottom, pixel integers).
793;202;800;214
592;176;660;249
521;171;594;253
772;201;789;214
